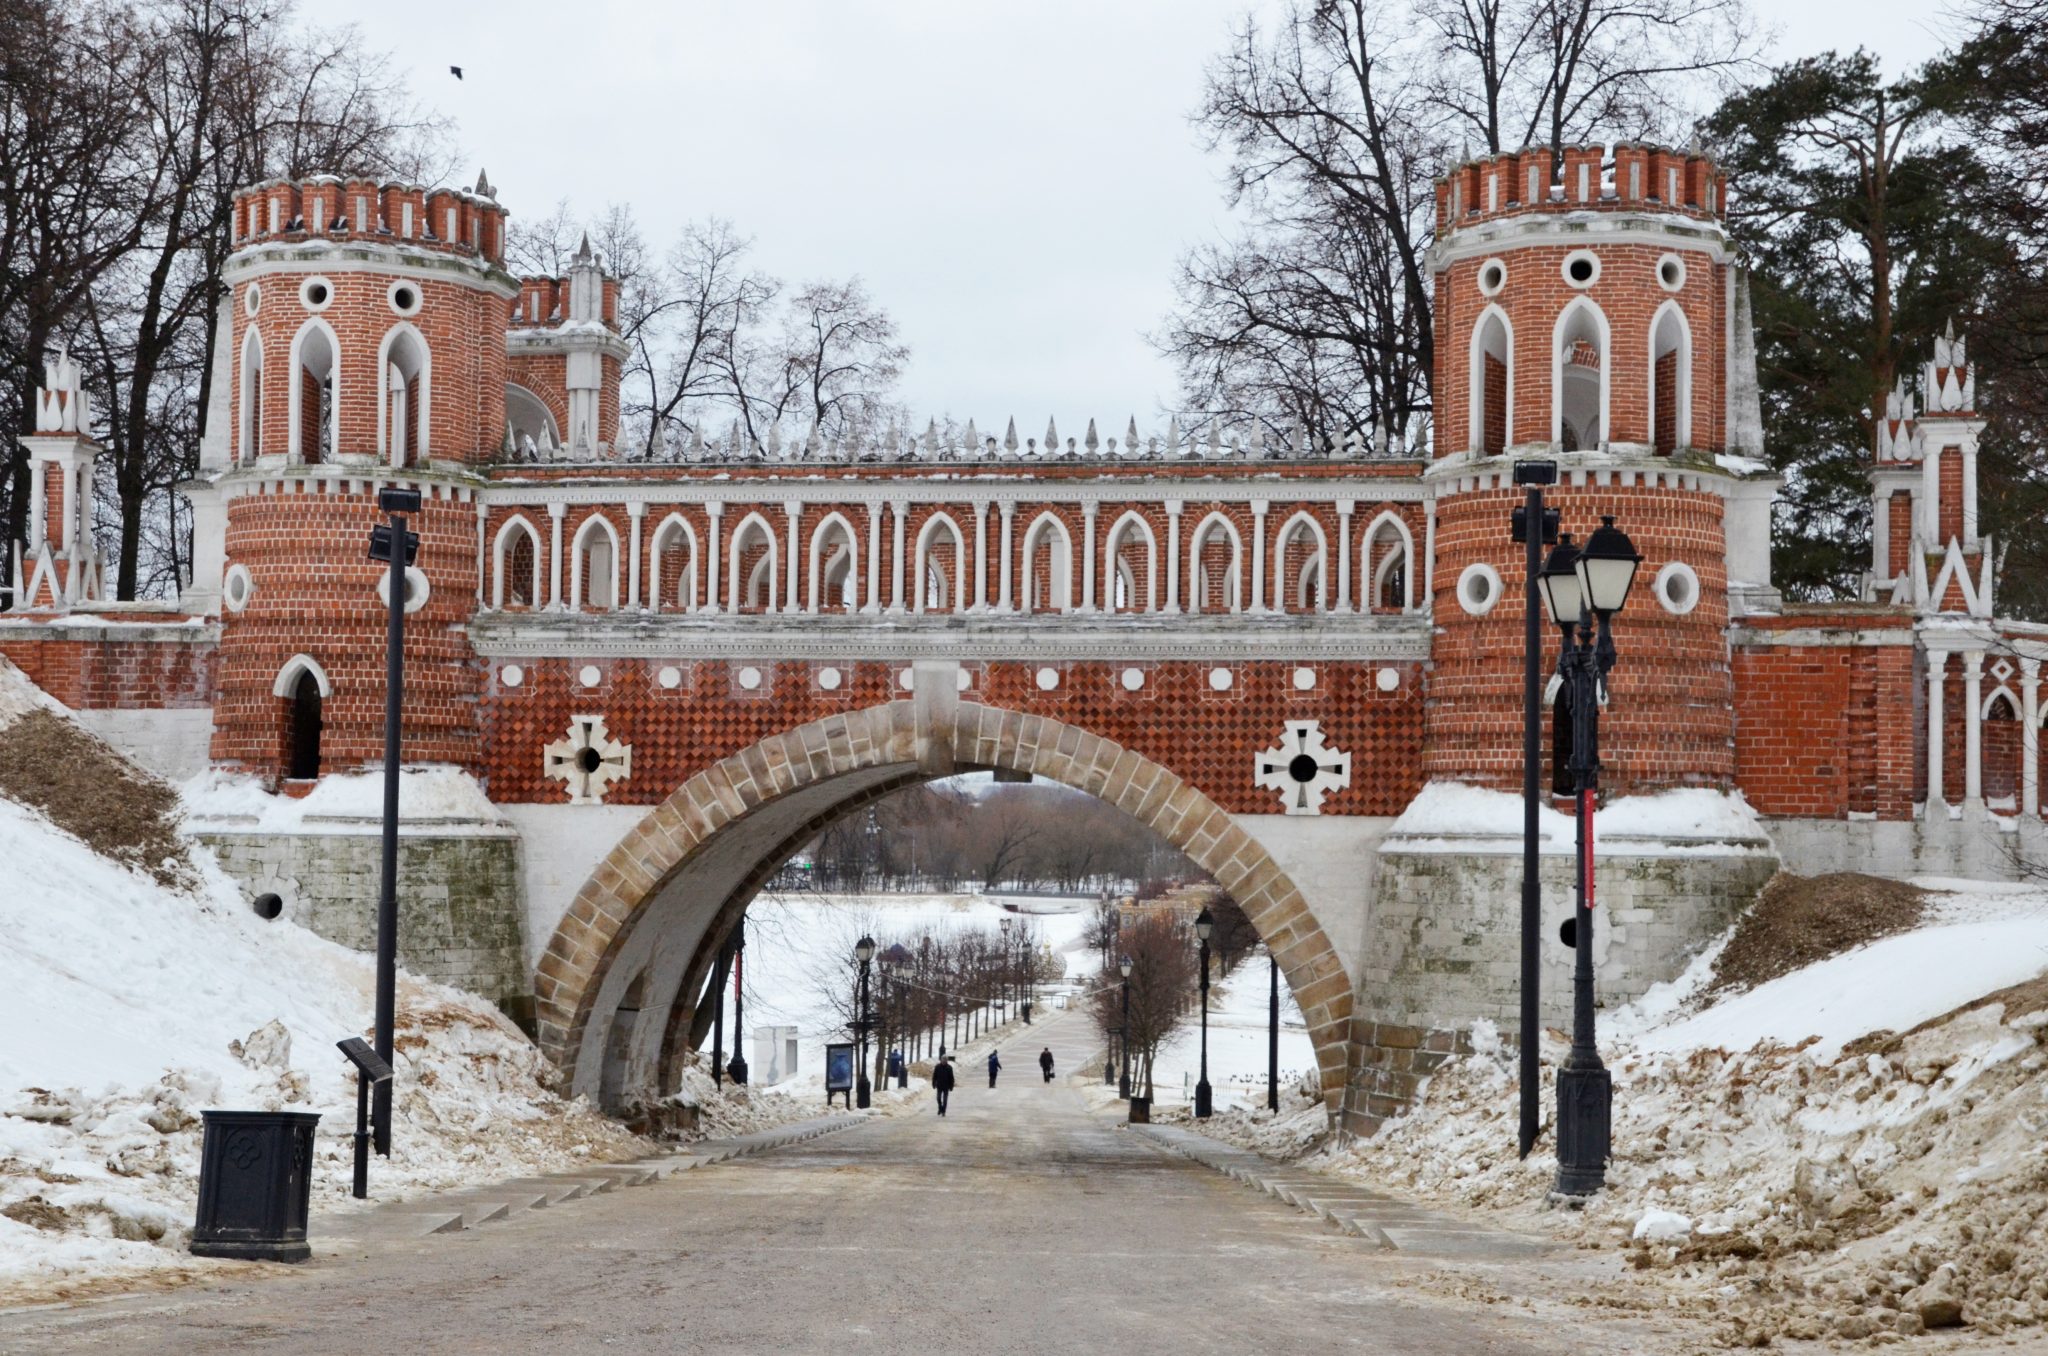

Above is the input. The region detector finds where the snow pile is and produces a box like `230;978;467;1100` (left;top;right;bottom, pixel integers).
183;764;507;833
1313;878;2048;1345
0;665;644;1306
665;1058;823;1140
1381;780;1772;855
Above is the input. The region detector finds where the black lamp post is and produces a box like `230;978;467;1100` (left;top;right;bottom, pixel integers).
853;934;875;1110
726;925;748;1085
999;916;1013;1022
1194;907;1214;1119
1117;954;1133;1099
1510;458;1559;1159
1266;949;1280;1113
1539;514;1641;1198
883;943;912;1087
363;485;419;1172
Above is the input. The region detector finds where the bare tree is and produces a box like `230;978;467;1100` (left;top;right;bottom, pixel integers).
1089;911;1198;1099
739;277;907;445
1161;0;1756;443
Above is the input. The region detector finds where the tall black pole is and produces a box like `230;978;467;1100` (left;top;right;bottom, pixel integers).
710;943;727;1088
728;929;748;1084
855;959;872;1109
1518;479;1545;1160
1555;614;1612;1196
1118;975;1131;1099
1267;951;1280;1113
372;507;405;1157
1194;938;1213;1118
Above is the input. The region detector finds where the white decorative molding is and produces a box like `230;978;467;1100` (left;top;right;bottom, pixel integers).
543;715;632;805
1254;721;1353;815
1456;562;1504;616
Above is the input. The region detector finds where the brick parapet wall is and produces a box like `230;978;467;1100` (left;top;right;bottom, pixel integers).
0;624;217;709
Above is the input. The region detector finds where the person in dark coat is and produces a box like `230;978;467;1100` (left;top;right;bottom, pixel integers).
1038;1046;1055;1082
987;1049;1002;1088
931;1056;955;1116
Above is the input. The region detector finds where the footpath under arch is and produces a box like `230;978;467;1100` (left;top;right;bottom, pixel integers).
534;698;1355;1116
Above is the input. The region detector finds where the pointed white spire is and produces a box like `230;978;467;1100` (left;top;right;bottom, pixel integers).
1003;416;1019;455
1083;418;1099;455
923;417;941;458
1125;415;1140;454
1044;418;1059;456
963;417;980;453
766;422;782;457
1165;415;1180;457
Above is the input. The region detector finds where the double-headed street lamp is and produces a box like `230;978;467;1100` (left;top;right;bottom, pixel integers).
853;934;876;1110
1194;906;1214;1119
1117;954;1134;1099
1538;514;1642;1198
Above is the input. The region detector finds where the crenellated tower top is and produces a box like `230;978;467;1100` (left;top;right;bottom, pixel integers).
230;170;510;267
1434;141;1728;236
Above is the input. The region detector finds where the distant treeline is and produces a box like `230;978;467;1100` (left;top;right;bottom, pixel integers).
771;779;1198;894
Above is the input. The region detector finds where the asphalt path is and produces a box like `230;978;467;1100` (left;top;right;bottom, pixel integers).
0;1012;1681;1355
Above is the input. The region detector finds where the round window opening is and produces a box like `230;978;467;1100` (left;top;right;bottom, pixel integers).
577;747;603;774
1478;260;1507;295
389;281;421;316
1288;753;1320;783
244;283;261;316
1658;256;1685;290
1457;562;1503;616
1567;257;1595;284
300;277;333;310
251;892;284;921
1655;561;1700;615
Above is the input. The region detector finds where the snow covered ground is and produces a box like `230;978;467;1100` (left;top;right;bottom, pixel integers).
737;890;1097;1099
1196;875;2048;1345
1145;954;1316;1112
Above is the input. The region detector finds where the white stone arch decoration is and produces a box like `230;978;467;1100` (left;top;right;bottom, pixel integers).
270;652;333;699
1271;510;1329;613
1019;511;1073;613
505;382;560;458
570;512;622;611
1468;303;1514;453
1552;296;1611;450
807;510;861;613
726;511;780;613
238;325;265;462
1647;299;1694;452
913;511;969;614
285;315;341;464
1983;684;2022;721
648;512;700;611
1186;511;1244;613
1359;509;1416;613
491;514;544;609
1101;510;1158;612
376;321;433;467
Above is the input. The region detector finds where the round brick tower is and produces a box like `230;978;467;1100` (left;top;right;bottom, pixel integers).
207;175;516;781
1421;142;1748;796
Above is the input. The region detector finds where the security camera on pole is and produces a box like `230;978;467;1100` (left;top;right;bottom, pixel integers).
1537;515;1642;1199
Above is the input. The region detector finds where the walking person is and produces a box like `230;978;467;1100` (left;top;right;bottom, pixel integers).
932;1055;955;1117
1038;1046;1055;1083
987;1049;1002;1089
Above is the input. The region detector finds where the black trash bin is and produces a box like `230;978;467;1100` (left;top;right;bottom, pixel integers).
190;1110;321;1262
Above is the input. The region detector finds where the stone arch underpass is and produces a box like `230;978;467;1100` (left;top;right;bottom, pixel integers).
534;688;1356;1119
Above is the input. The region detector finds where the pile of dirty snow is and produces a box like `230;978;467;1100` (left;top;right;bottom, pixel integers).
0;660;648;1306
1308;876;2048;1346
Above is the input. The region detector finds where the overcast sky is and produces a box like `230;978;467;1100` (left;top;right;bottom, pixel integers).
339;1;1936;430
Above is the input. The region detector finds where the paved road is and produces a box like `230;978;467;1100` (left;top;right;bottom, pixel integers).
0;1014;1681;1355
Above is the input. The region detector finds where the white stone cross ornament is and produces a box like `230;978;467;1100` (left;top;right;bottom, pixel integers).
1255;721;1352;815
545;714;632;804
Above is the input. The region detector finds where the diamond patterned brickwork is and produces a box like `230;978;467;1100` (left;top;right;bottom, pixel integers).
478;659;1422;816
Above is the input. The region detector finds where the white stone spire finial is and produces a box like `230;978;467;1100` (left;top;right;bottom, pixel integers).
1125;415;1140;455
1044;418;1059;456
1003;416;1018;453
34;345;89;435
1084;418;1099;454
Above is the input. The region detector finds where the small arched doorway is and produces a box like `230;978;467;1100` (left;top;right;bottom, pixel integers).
285;671;322;780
